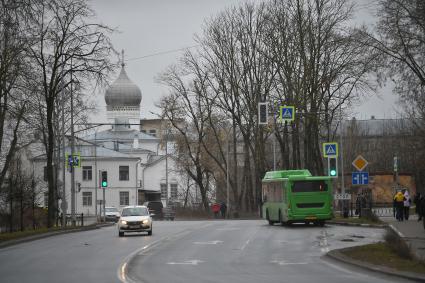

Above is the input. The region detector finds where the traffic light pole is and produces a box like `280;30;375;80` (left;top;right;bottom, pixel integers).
103;184;105;222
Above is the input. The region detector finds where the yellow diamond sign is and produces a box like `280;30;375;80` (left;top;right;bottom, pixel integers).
352;155;368;171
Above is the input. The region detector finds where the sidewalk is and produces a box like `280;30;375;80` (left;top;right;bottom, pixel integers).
380;215;425;261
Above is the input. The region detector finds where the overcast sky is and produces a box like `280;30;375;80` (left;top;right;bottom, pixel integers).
88;0;401;123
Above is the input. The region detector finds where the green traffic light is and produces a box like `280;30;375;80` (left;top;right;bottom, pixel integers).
330;170;337;176
102;181;107;187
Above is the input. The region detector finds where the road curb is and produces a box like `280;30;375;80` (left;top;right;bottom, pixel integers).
326;247;425;282
327;221;387;228
0;222;115;249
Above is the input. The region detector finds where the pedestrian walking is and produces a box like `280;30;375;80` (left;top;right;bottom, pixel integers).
212;203;220;218
403;190;411;220
220;202;227;219
414;192;423;221
394;190;405;221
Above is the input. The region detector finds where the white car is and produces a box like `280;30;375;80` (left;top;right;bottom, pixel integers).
118;206;153;237
105;207;121;222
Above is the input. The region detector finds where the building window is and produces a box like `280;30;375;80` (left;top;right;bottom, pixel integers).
149;129;156;137
82;166;92;181
44;192;48;207
119;166;129;181
141;130;146;133
160;183;167;199
120;191;129;206
170;183;178;199
82;192;92;206
43;166;47;181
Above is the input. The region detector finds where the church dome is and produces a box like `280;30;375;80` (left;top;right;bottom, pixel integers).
105;66;142;107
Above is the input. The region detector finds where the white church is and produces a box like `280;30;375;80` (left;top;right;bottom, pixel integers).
33;60;191;217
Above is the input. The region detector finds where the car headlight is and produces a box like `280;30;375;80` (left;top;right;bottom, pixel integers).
120;220;127;225
142;219;150;224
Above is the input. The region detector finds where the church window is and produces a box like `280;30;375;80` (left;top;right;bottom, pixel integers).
119;166;129;181
82;166;92;181
160;183;167;199
170;183;178;199
82;192;92;206
120;191;129;206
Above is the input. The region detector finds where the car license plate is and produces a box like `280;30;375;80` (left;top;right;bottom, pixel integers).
129;225;140;229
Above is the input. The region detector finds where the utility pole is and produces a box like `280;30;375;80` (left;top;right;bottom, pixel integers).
94;130;98;220
165;128;169;206
226;138;230;219
70;60;76;226
61;62;67;228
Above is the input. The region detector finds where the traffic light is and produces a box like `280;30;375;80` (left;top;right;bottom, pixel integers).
328;157;338;177
258;102;268;125
101;171;108;187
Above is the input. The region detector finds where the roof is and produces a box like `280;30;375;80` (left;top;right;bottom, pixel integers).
84;128;158;141
105;66;142;107
344;118;415;136
33;144;139;160
262;169;332;182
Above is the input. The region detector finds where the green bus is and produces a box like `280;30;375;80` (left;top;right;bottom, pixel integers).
262;169;333;226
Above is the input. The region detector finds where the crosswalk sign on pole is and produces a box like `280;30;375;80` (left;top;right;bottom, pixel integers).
279;106;295;122
323;142;338;157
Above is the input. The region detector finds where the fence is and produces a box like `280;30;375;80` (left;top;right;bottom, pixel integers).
336;200;394;218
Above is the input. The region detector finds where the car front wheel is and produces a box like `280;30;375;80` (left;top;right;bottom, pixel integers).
119;231;124;237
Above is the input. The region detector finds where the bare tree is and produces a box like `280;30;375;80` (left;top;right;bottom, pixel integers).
0;0;36;188
27;0;115;227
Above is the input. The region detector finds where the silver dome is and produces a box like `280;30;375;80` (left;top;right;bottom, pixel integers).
105;66;142;106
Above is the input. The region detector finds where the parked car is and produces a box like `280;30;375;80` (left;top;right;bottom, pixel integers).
104;207;120;222
118;206;153;237
143;201;164;220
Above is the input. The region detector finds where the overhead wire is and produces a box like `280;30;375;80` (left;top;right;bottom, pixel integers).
124;44;200;62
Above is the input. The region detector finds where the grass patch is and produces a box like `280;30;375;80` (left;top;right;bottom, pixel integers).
332;215;383;225
0;226;82;242
341;242;425;274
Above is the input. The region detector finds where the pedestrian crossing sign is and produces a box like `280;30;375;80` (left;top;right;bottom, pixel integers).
279;106;295;122
323;142;338;157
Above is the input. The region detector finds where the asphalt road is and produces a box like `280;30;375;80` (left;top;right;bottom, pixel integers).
0;221;202;283
0;220;413;283
126;220;411;283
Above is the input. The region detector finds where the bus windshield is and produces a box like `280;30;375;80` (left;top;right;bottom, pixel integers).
292;180;327;193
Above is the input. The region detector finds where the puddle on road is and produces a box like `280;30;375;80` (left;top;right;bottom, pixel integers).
341;238;355;242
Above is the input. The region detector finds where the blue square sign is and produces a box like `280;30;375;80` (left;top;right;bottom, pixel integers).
323;142;338;157
279;106;295;122
352;172;369;185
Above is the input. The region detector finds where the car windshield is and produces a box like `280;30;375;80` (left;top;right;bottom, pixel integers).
121;207;148;216
105;208;118;212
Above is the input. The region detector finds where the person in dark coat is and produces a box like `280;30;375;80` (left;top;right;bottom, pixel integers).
220;202;227;219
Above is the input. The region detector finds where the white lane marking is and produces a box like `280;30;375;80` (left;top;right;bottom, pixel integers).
240;239;250;250
216;228;240;231
193;240;223;245
270;260;308;265
167;260;204;265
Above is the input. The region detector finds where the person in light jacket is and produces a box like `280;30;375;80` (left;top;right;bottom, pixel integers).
403;190;411;221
